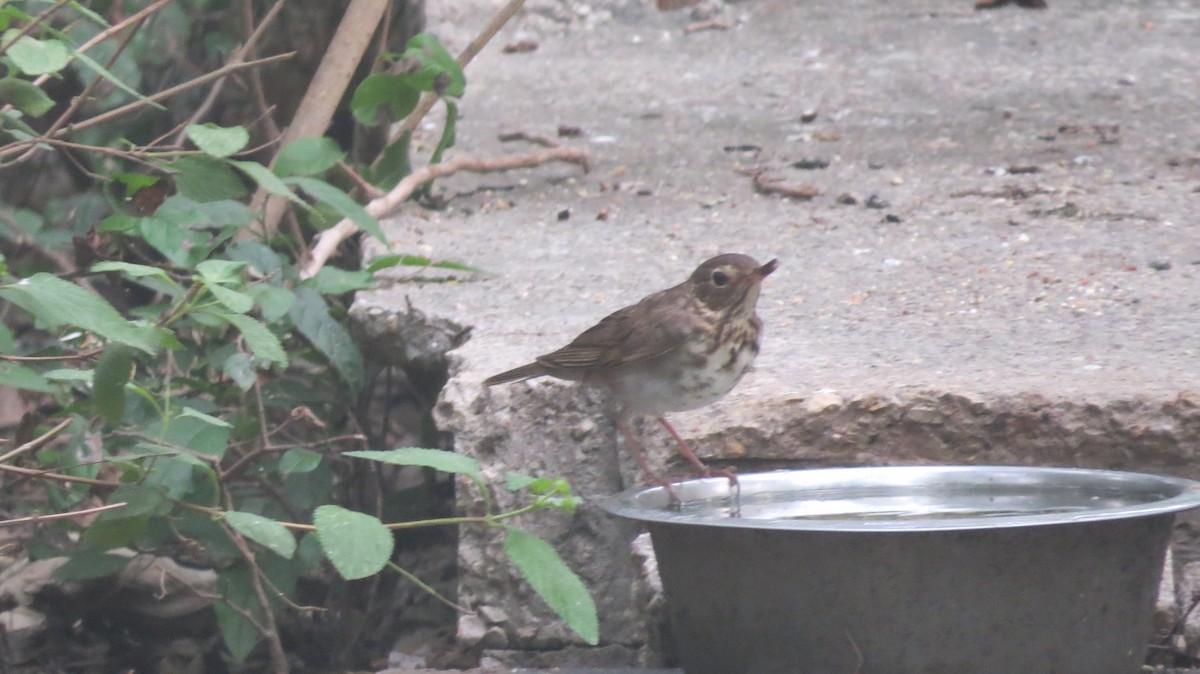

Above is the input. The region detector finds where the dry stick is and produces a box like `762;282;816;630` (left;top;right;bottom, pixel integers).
250;0;392;241
171;0;287;147
221;520;289;674
0;417;73;464
395;0;527;138
0;53;294;164
301;144;590;278
0;502;127;529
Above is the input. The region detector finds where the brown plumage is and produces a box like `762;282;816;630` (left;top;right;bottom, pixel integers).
485;254;778;485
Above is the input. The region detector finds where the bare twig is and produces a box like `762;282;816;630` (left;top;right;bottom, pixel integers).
0;417;73;464
221;520;289;674
0;53;295;164
172;0;287;145
301;144;589;278
0;347;104;363
0;501;126;529
398;0;527;137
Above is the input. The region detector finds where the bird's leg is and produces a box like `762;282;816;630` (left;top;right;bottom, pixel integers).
617;421;678;505
657;416;739;490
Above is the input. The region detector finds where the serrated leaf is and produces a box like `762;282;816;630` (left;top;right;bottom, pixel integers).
288;287;363;391
196;259;248;284
304;266;373;294
218;312;286;365
203;281;254;314
0;78;54;116
171;155;247;202
284;176;386;244
93;344;133;425
245;285;293;323
54;549;132;582
313;505;393;580
504;528;598;645
229;160;305;206
102;484;172;519
366;254;481;273
273;137;345;177
177;407;232;428
5;34;70;75
278;448;322;474
91;261;186;296
185;123;249;158
345;448;479;477
0;273;173;354
225;511;296;559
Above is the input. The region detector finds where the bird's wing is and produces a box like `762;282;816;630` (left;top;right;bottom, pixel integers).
535;291;692;372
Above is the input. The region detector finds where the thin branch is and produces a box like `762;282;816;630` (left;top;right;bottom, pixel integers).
398;0;527;136
221;520;289;674
0;347;104;363
0;501;126;529
0;53;295;162
390;561;474;614
302;143;589;278
0;417;73;464
172;0;287;145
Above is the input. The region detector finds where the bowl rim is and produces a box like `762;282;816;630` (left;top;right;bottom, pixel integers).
599;465;1200;532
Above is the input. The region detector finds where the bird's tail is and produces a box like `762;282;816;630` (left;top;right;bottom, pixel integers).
482;363;546;386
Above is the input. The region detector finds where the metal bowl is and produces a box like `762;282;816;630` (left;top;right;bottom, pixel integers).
603;466;1200;674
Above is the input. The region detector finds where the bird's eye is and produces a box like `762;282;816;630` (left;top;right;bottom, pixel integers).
711;270;730;286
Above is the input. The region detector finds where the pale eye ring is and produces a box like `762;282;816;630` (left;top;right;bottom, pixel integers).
711;270;730;286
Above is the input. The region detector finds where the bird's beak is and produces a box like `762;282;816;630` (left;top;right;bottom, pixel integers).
752;258;779;282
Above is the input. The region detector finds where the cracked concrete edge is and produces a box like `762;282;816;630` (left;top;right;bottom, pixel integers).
426;330;1200;664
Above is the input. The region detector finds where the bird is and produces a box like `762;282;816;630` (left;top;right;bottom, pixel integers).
484;253;778;486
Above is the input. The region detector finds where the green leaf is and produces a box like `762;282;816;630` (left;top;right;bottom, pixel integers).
504;528;598;645
177;407;232;428
288;287;363;392
54;550;132;582
406;34;466;97
82;515;148;548
185;123;249;158
0;362;56;393
225;511;296;559
196;259;248;284
345;448;480;477
0;273;173;354
215;566;262;662
93;344;133;425
351;72;419;126
313;505;393;580
91;261;186;296
203;282;254;314
228;159;304;206
369;130;413;190
171;155;247;202
245;284;294;323
104;484;172;519
429;99;458;165
221;352;256;391
284;176;386;244
366;254;481;273
217;312;287;365
4;33;70;75
0;78;54;116
273;137;345;177
304;266;374;294
278;448;322;474
505;472;539;491
155;410;230;459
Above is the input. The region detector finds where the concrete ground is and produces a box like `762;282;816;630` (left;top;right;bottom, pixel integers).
358;0;1200;669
